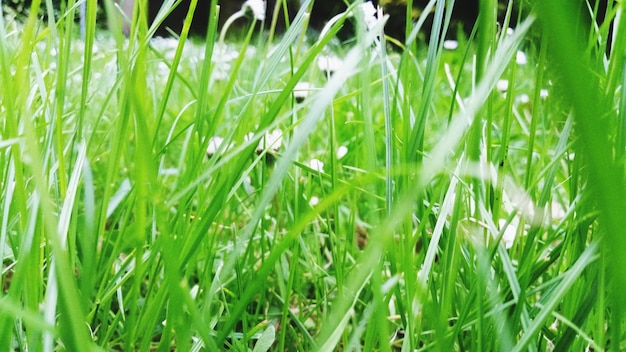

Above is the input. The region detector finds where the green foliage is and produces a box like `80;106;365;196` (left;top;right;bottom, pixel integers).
0;0;623;350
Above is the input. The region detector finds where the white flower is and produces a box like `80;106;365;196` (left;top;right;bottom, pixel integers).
443;40;458;50
307;159;325;173
257;129;283;154
516;94;530;104
243;0;266;21
499;219;518;249
516;50;528;65
336;145;348;160
317;54;343;76
206;136;232;158
207;136;224;156
496;79;509;92
308;196;320;207
359;1;378;31
540;89;549;99
189;284;199;300
294;82;313;102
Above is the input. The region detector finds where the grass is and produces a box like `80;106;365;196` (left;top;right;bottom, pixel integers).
0;0;625;350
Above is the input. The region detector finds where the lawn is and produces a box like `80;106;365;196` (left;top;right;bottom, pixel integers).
1;0;625;350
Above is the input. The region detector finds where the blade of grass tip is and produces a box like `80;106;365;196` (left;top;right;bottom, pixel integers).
150;0;199;151
404;0;413;43
194;0;219;139
477;0;496;78
405;0;453;165
536;2;626;349
145;0;178;38
265;0;284;44
76;0;99;144
53;0;82;197
102;0;127;50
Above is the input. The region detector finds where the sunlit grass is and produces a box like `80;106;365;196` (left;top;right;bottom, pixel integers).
0;0;624;350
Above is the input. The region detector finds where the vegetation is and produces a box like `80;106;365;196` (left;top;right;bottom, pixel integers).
0;0;624;350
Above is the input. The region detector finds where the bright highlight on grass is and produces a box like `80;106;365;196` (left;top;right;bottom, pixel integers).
0;0;624;350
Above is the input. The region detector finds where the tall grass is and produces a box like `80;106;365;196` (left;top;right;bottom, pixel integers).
0;0;624;350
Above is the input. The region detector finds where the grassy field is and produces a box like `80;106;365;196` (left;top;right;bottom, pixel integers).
1;0;626;350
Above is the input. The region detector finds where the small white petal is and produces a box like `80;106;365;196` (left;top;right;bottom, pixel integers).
359;1;378;30
189;285;199;300
206;136;233;157
317;55;343;75
257;129;283;153
516;94;530;104
540;89;549;99
360;1;376;18
568;152;576;161
336;145;348;159
516;51;527;65
244;0;266;21
309;196;320;207
308;159;325;173
443;40;458;50
206;136;224;156
496;79;509;92
499;219;518;249
294;82;313;101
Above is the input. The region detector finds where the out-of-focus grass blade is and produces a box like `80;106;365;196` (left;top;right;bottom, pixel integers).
535;2;626;348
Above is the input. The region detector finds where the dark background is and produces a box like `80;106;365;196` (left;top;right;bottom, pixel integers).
1;0;611;44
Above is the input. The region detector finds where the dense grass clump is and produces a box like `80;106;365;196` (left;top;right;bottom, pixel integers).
1;0;625;350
